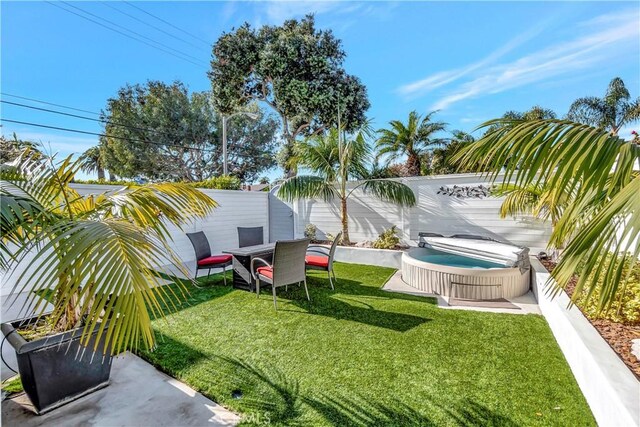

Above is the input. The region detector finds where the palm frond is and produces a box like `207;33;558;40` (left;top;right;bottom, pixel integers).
277;175;338;202
14;219;191;354
359;179;416;207
455;119;640;311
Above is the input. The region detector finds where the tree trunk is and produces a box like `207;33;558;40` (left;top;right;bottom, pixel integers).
282;136;297;178
108;171;116;182
97;167;105;181
340;196;350;245
406;154;421;176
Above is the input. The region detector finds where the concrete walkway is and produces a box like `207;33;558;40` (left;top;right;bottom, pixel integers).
2;352;239;426
383;271;541;315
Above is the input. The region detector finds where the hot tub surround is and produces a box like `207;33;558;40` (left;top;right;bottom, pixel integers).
401;247;530;299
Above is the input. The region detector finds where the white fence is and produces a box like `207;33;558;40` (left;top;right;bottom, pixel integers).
1;185;269;296
291;174;552;251
1;175;552;296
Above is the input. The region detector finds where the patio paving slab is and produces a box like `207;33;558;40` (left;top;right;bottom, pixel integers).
2;352;239;426
383;270;541;314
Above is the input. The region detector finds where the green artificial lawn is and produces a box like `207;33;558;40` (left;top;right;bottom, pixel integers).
138;263;595;426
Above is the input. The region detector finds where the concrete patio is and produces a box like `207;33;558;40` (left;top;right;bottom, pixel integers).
2;352;239;426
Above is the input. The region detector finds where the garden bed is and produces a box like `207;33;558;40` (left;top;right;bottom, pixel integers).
540;259;640;379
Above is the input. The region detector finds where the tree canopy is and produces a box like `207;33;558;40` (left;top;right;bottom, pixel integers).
100;80;278;182
376;111;448;176
209;15;370;175
567;77;640;135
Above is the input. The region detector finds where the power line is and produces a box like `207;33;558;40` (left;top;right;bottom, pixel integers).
124;1;211;47
1;92;101;116
1;99;184;139
101;1;207;52
46;1;207;69
1;118;216;153
59;1;208;67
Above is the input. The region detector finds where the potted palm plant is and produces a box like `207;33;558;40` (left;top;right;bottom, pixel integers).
1;151;217;414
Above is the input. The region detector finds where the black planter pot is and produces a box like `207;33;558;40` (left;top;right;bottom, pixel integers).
1;315;113;414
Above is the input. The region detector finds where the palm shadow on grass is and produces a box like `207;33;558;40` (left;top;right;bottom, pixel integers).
256;270;436;332
139;332;519;427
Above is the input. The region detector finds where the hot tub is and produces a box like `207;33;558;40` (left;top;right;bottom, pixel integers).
401;242;531;300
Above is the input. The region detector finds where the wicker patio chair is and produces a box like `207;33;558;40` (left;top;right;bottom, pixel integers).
305;232;342;290
237;226;264;248
186;231;232;284
251;238;310;310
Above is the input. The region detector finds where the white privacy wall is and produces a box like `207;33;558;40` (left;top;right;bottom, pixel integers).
1;185;269;296
291;174;552;251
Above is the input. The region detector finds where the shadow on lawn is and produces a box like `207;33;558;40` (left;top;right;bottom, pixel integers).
271;274;435;332
150;272;234;320
139;332;519;427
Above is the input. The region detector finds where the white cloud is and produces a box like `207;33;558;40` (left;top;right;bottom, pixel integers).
397;22;549;99
397;9;640;111
253;1;397;26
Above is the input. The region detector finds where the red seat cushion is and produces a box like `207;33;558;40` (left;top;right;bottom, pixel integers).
256;266;273;279
305;255;329;268
197;254;232;267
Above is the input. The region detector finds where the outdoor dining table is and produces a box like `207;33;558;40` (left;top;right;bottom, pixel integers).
222;243;276;291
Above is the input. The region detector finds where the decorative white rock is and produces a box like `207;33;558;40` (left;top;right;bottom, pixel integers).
632;339;640;362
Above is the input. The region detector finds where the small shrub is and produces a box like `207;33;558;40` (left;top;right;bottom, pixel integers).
193;176;241;190
304;223;318;241
576;257;640;325
325;233;335;242
373;226;400;249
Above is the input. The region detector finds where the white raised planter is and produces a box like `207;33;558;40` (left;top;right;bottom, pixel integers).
531;258;639;427
334;246;403;269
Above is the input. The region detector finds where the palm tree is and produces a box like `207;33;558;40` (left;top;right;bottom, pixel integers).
567;77;640;135
376;111;447;176
431;130;476;174
278;127;416;245
454;118;640;312
80;146;106;181
1;150;217;354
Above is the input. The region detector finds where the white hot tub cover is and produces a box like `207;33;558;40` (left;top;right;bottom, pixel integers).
418;233;530;273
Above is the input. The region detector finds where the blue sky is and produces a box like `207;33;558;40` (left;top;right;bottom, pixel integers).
2;1;639;180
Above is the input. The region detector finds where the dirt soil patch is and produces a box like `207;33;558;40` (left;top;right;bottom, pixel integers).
540;259;640;379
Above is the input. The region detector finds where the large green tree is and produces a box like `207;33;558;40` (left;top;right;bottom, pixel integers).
278;125;416;245
209;15;370;176
567;77;640;135
100;81;278;182
376;111;448;176
484;105;556;135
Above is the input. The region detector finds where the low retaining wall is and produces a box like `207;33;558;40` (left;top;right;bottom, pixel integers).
334;246;403;269
531;258;639;427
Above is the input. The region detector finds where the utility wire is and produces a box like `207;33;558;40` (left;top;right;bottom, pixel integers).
59;1;208;66
46;1;207;69
1;118;216;153
1;99;186;139
101;2;206;52
124;1;211;47
1;92;101;116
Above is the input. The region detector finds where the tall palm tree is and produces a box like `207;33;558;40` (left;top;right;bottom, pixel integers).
454;118;640;312
1;150;217;354
80;146;106;180
567;77;640;135
376;111;447;176
278;127;416;245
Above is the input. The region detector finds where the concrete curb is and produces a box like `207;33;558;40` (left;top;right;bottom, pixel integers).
531;257;639;427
